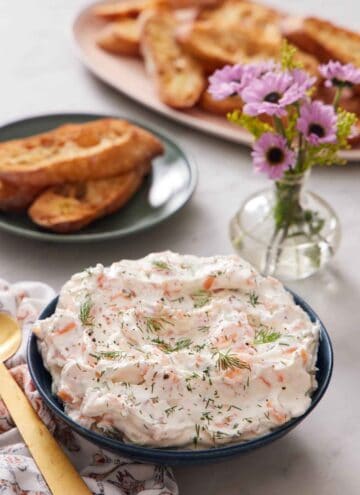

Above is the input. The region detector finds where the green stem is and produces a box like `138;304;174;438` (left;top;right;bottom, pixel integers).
296;133;304;172
264;226;281;276
274;224;289;268
273;116;286;138
333;87;343;111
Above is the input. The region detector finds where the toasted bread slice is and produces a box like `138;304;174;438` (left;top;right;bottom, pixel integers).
282;16;360;68
169;0;222;7
94;0;156;20
178;22;279;69
200;90;243;115
0;119;163;188
293;50;319;78
0;181;44;212
196;0;282;24
94;0;221;20
97;18;141;56
29;164;149;233
177;0;283;69
140;9;205;108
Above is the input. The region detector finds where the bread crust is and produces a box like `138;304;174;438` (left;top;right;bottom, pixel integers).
0;181;43;212
97;19;141;56
94;0;222;20
28;164;149;233
0;119;163;187
282;16;360;67
94;0;156;20
177;0;283;68
200;91;243;115
140;9;205;108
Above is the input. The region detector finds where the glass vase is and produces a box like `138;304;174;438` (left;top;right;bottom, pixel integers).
229;171;341;280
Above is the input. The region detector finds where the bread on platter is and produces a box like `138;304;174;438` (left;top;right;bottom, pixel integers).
282;16;360;68
0;119;163;187
141;9;205;108
0;181;43;212
28;164;150;233
97;18;141;56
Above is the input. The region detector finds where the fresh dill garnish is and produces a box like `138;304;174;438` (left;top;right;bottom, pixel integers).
247;291;259;307
205;397;214;408
170;296;185;303
193;424;201;447
202;367;212;385
198;325;210;333
201;411;213;423
164;406;177;417
98;351;126;360
152;260;170;270
227;404;242;411
213;349;251;372
151;337;192;353
213;430;228;440
254;326;281;345
79;297;94;326
191;289;211;308
145;316;173;333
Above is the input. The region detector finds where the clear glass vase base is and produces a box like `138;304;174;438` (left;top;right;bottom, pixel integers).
229;188;341;281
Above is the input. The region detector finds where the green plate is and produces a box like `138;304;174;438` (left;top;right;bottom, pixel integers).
0;113;197;242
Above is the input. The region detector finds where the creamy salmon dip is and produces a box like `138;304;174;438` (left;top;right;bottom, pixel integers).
34;252;319;448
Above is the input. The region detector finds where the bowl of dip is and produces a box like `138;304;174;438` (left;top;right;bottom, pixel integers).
28;253;333;465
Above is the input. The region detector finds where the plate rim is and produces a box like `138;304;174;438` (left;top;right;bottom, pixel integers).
27;290;333;464
0;112;198;243
71;2;360;163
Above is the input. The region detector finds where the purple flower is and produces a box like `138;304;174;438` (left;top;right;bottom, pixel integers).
297;101;337;145
208;65;256;100
319;61;360;88
242;72;307;117
249;60;280;77
290;68;317;93
251;133;295;179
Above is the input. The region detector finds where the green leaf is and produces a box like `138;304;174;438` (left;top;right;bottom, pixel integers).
337;108;358;145
303;108;357;169
284;106;299;143
280;40;303;70
228;111;273;138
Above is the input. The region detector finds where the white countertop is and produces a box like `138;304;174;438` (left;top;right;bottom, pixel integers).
1;1;359;493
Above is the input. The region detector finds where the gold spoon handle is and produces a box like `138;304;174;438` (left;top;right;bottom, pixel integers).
0;362;91;494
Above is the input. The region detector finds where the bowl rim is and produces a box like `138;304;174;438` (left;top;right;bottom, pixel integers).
28;290;333;462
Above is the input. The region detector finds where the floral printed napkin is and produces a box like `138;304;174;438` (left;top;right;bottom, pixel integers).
0;279;178;495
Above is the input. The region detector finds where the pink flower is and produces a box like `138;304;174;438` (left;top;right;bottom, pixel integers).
319;61;360;88
208;64;257;100
208;61;280;100
251;133;295;179
249;60;280;77
242;72;308;117
290;68;317;93
297;101;337;145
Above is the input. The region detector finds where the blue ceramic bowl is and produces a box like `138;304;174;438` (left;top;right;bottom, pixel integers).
28;292;333;465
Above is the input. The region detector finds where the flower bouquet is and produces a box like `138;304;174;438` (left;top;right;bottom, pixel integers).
209;43;359;280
